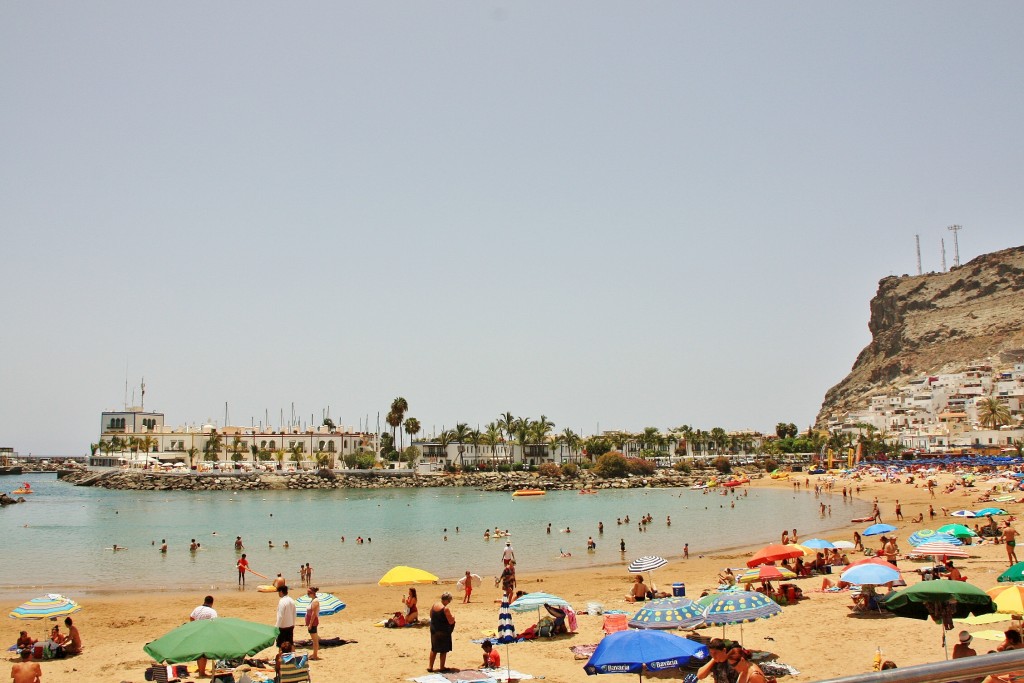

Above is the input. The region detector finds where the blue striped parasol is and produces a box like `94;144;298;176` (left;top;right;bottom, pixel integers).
9;594;82;620
908;531;962;547
497;597;517;644
295;592;346;617
628;597;706;630
697;590;781;639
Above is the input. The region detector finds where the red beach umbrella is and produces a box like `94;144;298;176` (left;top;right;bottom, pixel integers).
746;544;806;568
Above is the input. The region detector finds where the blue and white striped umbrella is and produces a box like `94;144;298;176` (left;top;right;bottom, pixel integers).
628;556;668;573
951;510;977;518
9;594;82;620
508;592;571;613
295;592;346;617
497;597;517;644
908;531;962;547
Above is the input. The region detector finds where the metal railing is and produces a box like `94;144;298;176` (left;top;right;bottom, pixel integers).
816;648;1024;683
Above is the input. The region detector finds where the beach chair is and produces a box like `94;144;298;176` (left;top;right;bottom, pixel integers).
277;653;311;683
602;614;627;634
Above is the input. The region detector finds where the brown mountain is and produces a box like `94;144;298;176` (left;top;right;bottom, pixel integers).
817;244;1024;424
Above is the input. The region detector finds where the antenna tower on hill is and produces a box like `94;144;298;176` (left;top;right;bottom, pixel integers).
941;238;947;272
915;234;922;275
948;224;962;267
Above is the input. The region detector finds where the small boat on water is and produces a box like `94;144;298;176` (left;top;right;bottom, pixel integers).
12;482;33;494
511;488;545;497
578;489;598;495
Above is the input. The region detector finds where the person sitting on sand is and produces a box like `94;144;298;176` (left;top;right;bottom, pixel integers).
403;587;419;624
16;631;34;654
718;568;736;586
63;617;81;655
911;512;924;523
481;640;501;668
625;576;649;602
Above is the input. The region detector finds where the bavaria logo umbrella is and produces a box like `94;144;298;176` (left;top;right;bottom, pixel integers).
583;629;709;681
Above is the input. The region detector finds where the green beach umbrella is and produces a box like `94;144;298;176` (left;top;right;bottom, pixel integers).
998;562;1024;583
937;524;978;539
881;580;995;658
143;617;278;664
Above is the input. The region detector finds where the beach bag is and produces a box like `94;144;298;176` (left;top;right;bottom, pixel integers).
537;617;555;638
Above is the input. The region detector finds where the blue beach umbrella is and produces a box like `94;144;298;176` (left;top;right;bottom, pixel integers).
294;592;346;618
583;629;708;680
9;594;82;620
802;539;836;549
951;510;977;518
976;508;1008;517
840;563;901;586
863;523;897;536
628;597;706;630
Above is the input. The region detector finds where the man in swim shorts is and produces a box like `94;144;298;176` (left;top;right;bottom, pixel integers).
189;596;217;676
1004;523;1018;565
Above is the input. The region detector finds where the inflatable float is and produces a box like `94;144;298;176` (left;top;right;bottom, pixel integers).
511;489;545;497
257;585;278;593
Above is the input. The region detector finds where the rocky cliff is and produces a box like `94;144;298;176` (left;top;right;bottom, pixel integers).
818;244;1024;423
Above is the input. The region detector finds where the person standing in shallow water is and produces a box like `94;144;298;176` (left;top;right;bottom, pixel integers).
428;592;456;673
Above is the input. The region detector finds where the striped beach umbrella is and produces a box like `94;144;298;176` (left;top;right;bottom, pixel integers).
497;597;517;643
951;510;977;518
295;592;346;617
908;541;969;559
908;531;962;547
628;556;668;573
9;594;82;620
738;566;796;583
628;597;706;630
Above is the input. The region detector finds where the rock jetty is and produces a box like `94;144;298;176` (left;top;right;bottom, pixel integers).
59;468;749;493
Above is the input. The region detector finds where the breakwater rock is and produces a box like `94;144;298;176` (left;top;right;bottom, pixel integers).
58;468;751;492
0;493;26;506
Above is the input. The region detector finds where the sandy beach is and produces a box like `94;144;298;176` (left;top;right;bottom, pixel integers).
6;471;1021;682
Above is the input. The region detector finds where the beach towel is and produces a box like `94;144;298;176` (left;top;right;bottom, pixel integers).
565;605;578;633
570;644;599;660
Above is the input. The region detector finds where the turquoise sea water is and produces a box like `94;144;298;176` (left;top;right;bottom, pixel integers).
0;473;869;595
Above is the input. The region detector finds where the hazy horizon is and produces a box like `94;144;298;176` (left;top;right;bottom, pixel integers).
2;3;1022;454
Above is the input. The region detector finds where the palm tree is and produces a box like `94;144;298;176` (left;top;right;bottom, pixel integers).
436;429;455;467
404;417;421;447
451;423;472;466
469;428;482;463
391;397;409;450
978;397;1012;430
710;427;728;455
482;423;503;464
513;417;531;466
497;412;516;462
385;410;402;457
273;449;286;470
186;447;199;469
560;428;581;462
289;443;304;468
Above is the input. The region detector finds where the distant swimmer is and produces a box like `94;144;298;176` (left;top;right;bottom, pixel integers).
190;539;198;552
235;536;244;550
160;539;168;553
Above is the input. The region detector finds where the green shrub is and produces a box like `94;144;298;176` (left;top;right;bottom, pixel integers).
355;453;376;469
497;463;512;473
560;462;579;478
673;461;691;474
712;456;732;474
760;458;778;472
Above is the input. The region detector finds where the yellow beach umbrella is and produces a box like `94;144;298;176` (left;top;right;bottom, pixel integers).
378;566;439;586
987;585;1024;615
786;543;815;556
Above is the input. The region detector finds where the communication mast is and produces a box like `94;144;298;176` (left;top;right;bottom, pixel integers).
915;234;922;275
941;238;947;272
948;224;962;268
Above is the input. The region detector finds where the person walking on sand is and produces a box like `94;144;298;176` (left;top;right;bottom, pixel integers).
10;648;42;683
460;571;474;603
189;596;217;676
1004;522;1019;565
237;553;249;586
304;586;321;660
895;500;903;521
428;592;456;673
502;541;515;566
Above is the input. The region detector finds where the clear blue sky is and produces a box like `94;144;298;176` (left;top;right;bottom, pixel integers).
2;3;1022;454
